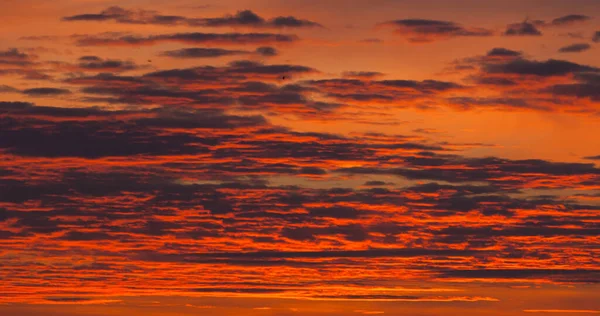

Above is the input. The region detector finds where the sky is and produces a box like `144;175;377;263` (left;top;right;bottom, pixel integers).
0;0;599;315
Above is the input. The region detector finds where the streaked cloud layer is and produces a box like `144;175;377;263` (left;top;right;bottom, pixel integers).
0;0;599;315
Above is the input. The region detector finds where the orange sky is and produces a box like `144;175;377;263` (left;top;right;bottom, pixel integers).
0;1;599;315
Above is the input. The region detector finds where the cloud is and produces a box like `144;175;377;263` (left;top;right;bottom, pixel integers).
363;180;392;186
337;154;600;189
74;55;141;72
440;226;599;238
0;102;267;157
448;48;600;109
558;43;591;53
2;10;600;306
379;19;493;42
22;87;71;96
270;16;321;28
61;60;324;114
59;231;113;241
0;48;36;66
160;47;250;58
63;7;322;28
140;60;315;85
483;58;598;76
73;32;299;46
504;21;543;36
503;15;590;36
255;46;278;56
544;72;600;101
158;248;488;261
199;9;264;27
193;10;322;28
486;47;522;58
342;71;384;79
594;31;600;43
63;6;185;24
439;269;600;282
550;14;592;26
305;77;464;107
160;46;277;58
1;118;598;304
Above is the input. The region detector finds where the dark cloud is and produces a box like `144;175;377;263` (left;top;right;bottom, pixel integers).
542;71;600;101
160;47;249;58
143;60;315;82
63;62;328;114
75;56;140;71
198;9;264;27
0;69;52;81
73;32;298;46
545;83;600;101
440;225;600;238
483;58;598;76
227;60;315;75
486;47;522;57
363;181;392;186
593;31;600;43
0;103;267;157
269;15;321;28
2;5;600;305
172;248;488;261
0;48;36;66
189;10;322;28
59;231;112;241
381;19;493;42
439;269;600;282
0;119;202;157
550;14;592;26
308;206;361;219
282;224;368;242
451;48;600;109
337;154;600;187
0;101;126;119
504;21;543;36
63;7;321;28
62;6;187;24
558;43;591;53
255;46;278;57
342;71;384;79
160;46;277;59
306;77;464;106
22;87;71;96
584;155;600;160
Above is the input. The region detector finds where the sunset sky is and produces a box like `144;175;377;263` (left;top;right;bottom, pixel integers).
1;0;599;315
